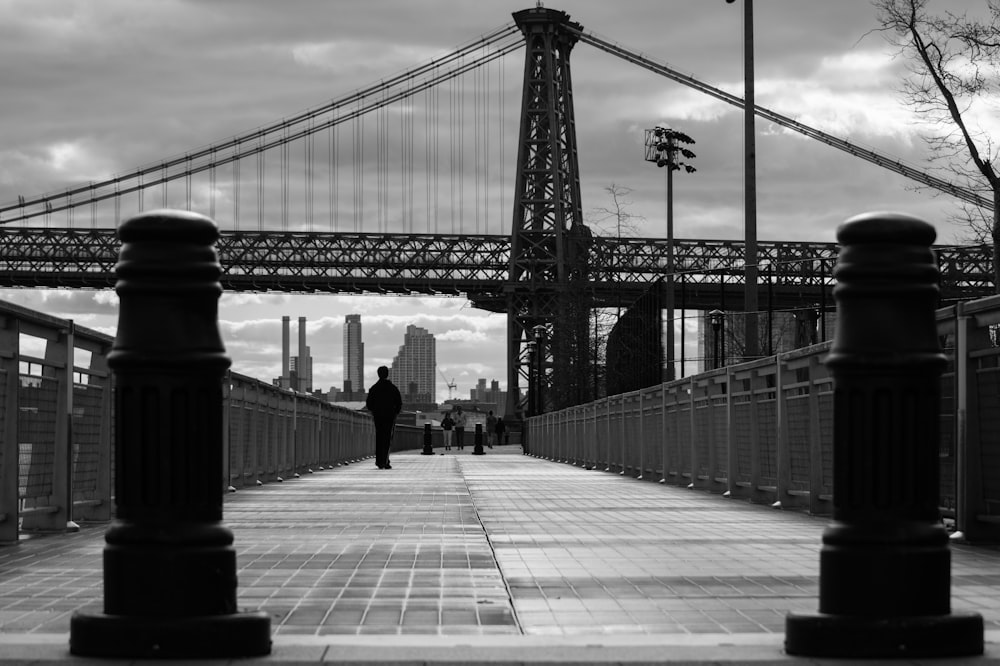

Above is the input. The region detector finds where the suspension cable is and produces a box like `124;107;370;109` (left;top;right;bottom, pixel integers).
1;23;523;224
573;25;993;211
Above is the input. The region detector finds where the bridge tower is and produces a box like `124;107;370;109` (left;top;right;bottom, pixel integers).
505;6;592;418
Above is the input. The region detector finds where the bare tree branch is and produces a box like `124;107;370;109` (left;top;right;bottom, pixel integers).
873;0;1000;290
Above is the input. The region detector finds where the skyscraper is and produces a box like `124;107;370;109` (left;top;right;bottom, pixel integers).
390;325;435;403
343;314;364;394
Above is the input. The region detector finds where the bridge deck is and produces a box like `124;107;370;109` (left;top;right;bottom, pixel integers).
3;445;1000;664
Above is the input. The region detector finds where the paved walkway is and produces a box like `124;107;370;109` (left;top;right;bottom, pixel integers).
3;444;1000;663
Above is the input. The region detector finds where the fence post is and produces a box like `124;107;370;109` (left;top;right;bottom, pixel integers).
775;353;790;509
785;211;982;658
0;315;18;543
473;423;485;455
422;423;434;455
70;210;270;658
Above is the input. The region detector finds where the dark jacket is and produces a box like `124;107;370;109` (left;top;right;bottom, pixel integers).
365;378;402;421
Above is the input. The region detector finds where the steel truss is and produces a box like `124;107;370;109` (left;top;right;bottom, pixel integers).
0;228;990;301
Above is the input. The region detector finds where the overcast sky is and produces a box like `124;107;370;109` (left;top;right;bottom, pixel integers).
0;0;993;403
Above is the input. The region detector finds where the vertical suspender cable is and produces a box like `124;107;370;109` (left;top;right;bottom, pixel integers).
425;88;432;234
257;139;265;232
482;48;489;234
209;150;216;222
408;91;414;234
408;92;413;234
334;111;340;231
280;129;289;231
500;52;504;237
306;121;314;232
450;78;456;234
474;59;481;235
458;56;464;235
401;90;407;233
434;85;439;235
185;157;192;210
377;102;384;232
233;146;240;231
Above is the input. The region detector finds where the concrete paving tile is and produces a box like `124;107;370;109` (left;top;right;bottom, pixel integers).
7;445;1000;653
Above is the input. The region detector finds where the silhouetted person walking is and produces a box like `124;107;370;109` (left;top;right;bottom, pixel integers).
366;366;402;469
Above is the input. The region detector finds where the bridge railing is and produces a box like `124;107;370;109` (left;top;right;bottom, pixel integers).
937;294;1000;541
527;340;836;513
527;292;1000;539
0;299;379;543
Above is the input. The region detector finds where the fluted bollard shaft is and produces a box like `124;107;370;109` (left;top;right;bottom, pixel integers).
785;212;982;658
473;422;485;455
70;210;271;658
422;422;435;455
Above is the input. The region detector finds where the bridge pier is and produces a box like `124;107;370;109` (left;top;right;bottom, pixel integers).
784;212;983;658
70;210;270;658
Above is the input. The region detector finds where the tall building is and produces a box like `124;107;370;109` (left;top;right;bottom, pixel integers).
390;325;436;404
343;314;364;394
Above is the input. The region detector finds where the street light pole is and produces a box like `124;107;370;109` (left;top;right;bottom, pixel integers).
645;127;696;382
727;0;759;361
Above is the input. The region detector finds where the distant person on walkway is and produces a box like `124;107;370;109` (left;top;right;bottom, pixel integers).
441;411;455;450
485;410;497;448
495;416;506;446
365;366;402;469
453;406;467;450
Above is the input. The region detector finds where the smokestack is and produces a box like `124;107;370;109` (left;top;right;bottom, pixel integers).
281;316;290;386
298;317;307;391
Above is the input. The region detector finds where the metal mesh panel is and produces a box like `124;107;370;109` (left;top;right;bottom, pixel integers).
0;369;6;478
72;383;104;498
18;376;58;501
227;400;244;483
757;399;777;486
693;401;711;478
265;404;277;473
786;394;811;488
818;389;834;494
622;399;641;474
255;405;267;476
711;396;728;480
676;403;691;476
977;363;1000;512
732;398;753;481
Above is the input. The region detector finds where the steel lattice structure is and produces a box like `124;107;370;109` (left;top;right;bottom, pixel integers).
0;227;991;304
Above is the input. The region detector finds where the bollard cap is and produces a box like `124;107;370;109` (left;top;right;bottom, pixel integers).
118;209;219;244
837;211;936;247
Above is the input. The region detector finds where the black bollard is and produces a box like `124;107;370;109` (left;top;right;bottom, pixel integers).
421;422;435;455
70;210;271;658
472;423;485;455
785;212;982;658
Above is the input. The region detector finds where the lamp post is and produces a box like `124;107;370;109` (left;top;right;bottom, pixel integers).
644;127;696;382
532;324;547;414
525;338;537;418
709;309;725;370
726;0;759;361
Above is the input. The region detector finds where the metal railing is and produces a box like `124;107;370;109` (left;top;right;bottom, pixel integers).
526;292;1000;540
526;341;836;513
0;299;381;543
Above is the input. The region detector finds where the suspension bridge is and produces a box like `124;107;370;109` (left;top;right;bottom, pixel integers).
0;6;994;413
